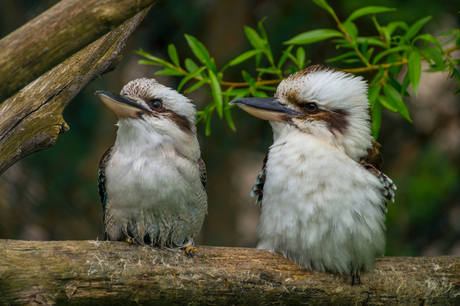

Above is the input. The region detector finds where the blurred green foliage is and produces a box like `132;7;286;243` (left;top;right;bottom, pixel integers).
137;0;460;138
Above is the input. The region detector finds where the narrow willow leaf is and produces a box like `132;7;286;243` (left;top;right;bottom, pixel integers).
277;45;294;69
296;47;306;69
209;70;223;118
401;72;411;96
242;70;252;83
423;47;446;70
378;95;399;112
342;21;358;43
356;37;387;48
168;44;180;67
382;83;412;122
403;16;433;42
311;0;336;18
155;67;186;76
205;114;212;136
413;34;443;50
371;101;382;139
224;108;237;132
346;6;396;23
326;51;357;63
177;66;206;92
185;58;199;72
368;85;380;107
184;79;208;94
284;29;343;45
184;34;216;73
372;45;412;65
138;59;162;66
229;49;264;66
387;21;409;35
244;26;265;50
408;50;422;97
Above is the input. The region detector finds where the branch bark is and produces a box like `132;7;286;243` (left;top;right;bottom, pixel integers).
0;0;156;103
0;240;459;305
0;3;155;175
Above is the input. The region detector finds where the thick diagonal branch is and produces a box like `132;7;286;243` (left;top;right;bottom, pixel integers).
0;5;153;175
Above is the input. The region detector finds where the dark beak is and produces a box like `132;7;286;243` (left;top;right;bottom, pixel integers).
96;91;152;118
229;97;303;122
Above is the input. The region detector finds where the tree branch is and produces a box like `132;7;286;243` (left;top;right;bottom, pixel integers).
0;4;154;175
0;0;157;103
1;240;459;305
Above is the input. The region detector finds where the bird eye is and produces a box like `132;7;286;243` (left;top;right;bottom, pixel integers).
148;99;163;110
305;103;318;112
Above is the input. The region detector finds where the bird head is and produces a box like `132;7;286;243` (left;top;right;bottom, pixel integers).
96;78;197;137
230;65;373;160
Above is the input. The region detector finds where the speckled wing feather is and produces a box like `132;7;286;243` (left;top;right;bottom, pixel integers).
251;152;268;205
359;140;396;203
197;157;207;188
98;146;113;223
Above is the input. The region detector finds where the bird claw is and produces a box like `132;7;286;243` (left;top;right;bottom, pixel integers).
184;245;196;258
125;237;139;247
351;272;362;286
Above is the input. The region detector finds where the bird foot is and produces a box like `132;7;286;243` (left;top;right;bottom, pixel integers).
184;245;196;258
125;237;139;247
351;272;362;286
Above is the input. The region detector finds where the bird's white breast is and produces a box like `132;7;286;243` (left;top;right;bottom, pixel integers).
257;127;386;274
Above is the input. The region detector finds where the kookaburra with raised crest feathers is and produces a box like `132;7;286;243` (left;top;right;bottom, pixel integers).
230;65;396;282
96;78;207;255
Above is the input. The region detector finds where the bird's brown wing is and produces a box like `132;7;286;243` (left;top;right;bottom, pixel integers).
359;140;396;203
197;157;207;188
98;146;113;211
251;152;268;205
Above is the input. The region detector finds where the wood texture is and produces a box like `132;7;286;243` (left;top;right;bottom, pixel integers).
0;5;153;175
0;0;156;102
0;240;459;305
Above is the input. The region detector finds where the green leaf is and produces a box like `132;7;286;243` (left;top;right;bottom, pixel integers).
209;70;223;118
242;70;252;83
371;101;382;139
387;21;409;35
346;6;396;23
378;95;398;112
277;45;294;69
326;51;357;63
244;26;265;50
408;50;422;97
177;66;206;92
224;108;237;132
229;49;263;66
184;34;216;73
356;37;388;48
205;113;212;136
184;79;208;94
296;47;306;69
403;16;432;42
138;59;163;66
342;21;358;43
185;58;199;72
284;29;343;45
372;45;412;65
368;85;380;107
382;83;412;122
136;50;173;67
155;67;186;76
311;0;337;18
413;34;442;50
167;44;180;67
423;47;446;70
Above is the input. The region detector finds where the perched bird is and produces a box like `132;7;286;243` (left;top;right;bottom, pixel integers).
230;65;396;283
96;78;207;255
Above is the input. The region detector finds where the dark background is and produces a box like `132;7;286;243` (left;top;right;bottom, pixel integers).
0;0;459;257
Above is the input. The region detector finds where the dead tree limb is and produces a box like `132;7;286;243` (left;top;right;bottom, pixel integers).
0;4;154;175
0;0;156;102
0;240;459;305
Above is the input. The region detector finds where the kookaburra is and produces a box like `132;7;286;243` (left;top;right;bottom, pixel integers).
230;65;396;283
96;78;207;255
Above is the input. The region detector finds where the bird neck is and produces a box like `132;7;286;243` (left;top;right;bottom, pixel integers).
113;118;200;161
270;121;372;161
